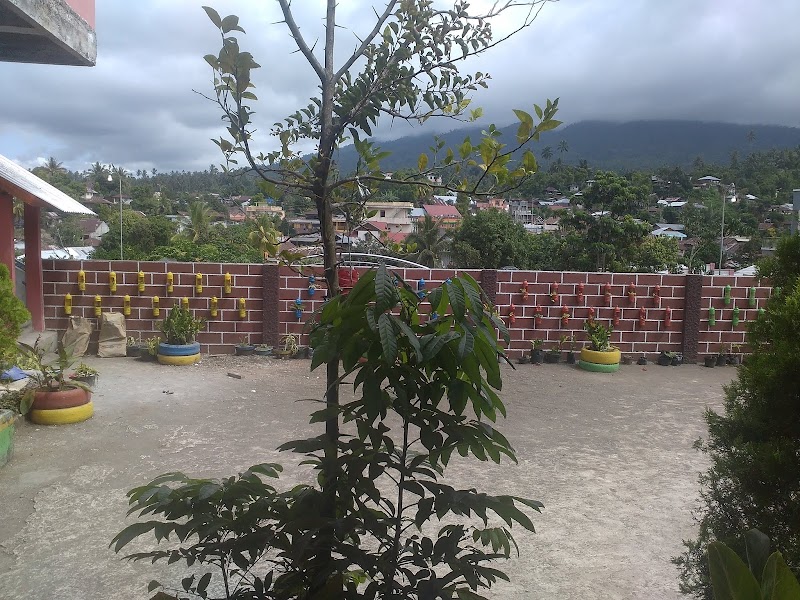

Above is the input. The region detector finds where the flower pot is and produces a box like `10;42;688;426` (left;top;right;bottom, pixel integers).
235;345;256;356
671;356;681;366
126;345;141;358
544;352;560;364
518;354;530;364
273;349;293;359
637;356;648;365
29;386;93;425
657;354;671;366
704;356;717;368
531;349;544;364
254;346;272;357
716;354;727;366
137;351;157;362
565;352;576;364
72;375;97;387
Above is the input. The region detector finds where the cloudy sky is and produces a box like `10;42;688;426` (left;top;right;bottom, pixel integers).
1;0;798;173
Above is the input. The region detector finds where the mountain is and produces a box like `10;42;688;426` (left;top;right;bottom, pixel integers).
332;120;800;173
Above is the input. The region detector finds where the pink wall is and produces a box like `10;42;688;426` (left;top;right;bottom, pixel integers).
65;0;95;27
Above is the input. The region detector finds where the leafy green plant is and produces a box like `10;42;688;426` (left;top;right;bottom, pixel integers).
144;337;159;357
160;304;205;345
280;334;298;356
708;530;800;600
0;263;30;371
17;337;86;392
71;363;99;378
583;320;613;352
114;267;540;599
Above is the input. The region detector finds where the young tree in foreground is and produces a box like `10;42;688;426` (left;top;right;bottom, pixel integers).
674;235;800;598
113;2;560;597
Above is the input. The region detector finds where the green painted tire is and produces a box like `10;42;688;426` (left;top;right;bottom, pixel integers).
157;353;201;366
578;360;620;373
580;347;621;365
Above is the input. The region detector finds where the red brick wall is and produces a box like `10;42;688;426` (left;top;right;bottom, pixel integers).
42;260;264;355
43;261;773;360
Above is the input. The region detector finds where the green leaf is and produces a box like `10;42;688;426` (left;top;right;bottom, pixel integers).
374;264;396;315
378;313;398;364
418;153;429;172
744;529;771;584
513;109;533;127
110;521;157;552
761;551;800;600
221;14;242;33
707;541;762;600
446;279;466;321
202;6;223;28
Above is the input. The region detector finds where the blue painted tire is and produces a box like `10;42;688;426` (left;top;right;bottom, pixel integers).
157;342;201;356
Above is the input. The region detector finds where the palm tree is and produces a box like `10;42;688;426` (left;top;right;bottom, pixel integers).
12;199;24;226
406;215;451;267
43;157;65;178
183;201;212;242
558;140;569;154
248;215;280;261
541;146;553;162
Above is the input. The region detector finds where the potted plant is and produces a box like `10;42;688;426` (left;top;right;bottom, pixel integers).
18;338;93;425
273;334;299;359
716;346;727;366
157;303;205;366
726;343;742;365
69;363;99;387
530;339;544;365
657;351;681;366
564;335;576;364
637;355;648;365
544;340;561;364
579;320;621;373
254;344;272;357
137;337;159;362
126;336;141;358
234;335;256;356
704;354;717;368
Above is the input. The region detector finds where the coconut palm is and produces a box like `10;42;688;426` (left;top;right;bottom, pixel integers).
183;201;212;242
558;140;569;154
541;146;553;161
406;215;451;267
248;215;280;261
43;157;66;178
12;198;24;225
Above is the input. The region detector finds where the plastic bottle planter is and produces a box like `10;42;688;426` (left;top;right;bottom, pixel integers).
708;306;716;327
550;283;559;304
64;293;72;315
561;307;570;327
138;271;146;293
604;283;612;306
223;272;232;295
723;284;731;305
576;282;584;305
195;273;203;294
613;306;621;327
748;286;756;308
181;297;189;310
166;272;174;294
109;271;117;293
294;298;304;321
238;298;247;319
731;305;740;328
417;278;426;299
77;270;86;292
308;275;317;297
533;305;543;327
638;307;646;328
520;280;529;301
152;296;160;317
94;295;102;317
209;297;218;318
507;304;516;326
627;282;636;305
758;307;765;317
587;306;595;323
652;285;660;306
664;306;672;328
123;295;131;317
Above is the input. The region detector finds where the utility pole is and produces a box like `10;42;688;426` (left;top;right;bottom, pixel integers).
718;183;727;275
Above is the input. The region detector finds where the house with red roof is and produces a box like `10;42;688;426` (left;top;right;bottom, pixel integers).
422;204;462;229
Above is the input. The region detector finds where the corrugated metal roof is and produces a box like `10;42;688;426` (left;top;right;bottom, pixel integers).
0;154;94;215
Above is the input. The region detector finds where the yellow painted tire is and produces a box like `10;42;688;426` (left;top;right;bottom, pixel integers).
30;401;94;425
157;353;200;366
580;347;621;365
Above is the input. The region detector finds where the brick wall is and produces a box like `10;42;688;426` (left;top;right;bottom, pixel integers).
43;260;773;360
42;259;264;355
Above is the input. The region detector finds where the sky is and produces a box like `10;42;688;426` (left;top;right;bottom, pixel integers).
1;0;798;174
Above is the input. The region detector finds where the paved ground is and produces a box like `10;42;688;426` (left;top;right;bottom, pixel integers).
0;355;736;599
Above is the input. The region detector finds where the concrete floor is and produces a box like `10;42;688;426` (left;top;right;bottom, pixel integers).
0;356;736;599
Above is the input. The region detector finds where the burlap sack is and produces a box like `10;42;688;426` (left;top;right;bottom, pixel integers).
97;312;127;358
61;316;93;358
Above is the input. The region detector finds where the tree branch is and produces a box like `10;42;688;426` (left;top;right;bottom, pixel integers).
276;0;326;82
334;0;399;82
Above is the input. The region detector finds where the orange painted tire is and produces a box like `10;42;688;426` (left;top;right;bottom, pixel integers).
32;387;91;411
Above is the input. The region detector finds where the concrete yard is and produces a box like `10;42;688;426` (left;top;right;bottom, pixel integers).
0;356;736;599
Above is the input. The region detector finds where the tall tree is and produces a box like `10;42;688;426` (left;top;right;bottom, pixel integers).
43;156;65;178
247;214;280;261
406;214;450;267
183;200;212;242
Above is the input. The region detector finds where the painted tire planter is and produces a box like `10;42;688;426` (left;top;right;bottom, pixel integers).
577;360;620;373
578;347;621;373
157;341;200;366
32;387;91;411
30;401;94;425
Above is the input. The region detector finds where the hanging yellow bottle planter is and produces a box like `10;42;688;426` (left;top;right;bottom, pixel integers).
166;272;174;294
94;295;102;317
64;293;72;315
123;295;131;316
152;296;160;317
138;271;146;293
181;297;189;309
109;271;117;293
223;272;232;294
238;297;246;319
77;270;86;292
195;273;203;294
210;296;218;318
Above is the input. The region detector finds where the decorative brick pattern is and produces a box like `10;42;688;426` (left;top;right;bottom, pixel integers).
43;261;772;359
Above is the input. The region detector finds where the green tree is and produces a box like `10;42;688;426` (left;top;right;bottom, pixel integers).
182;201;212;243
43;156;65;178
247;214;280;261
452;209;531;269
674;235;800;598
0;264;30;370
406;215;450;267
